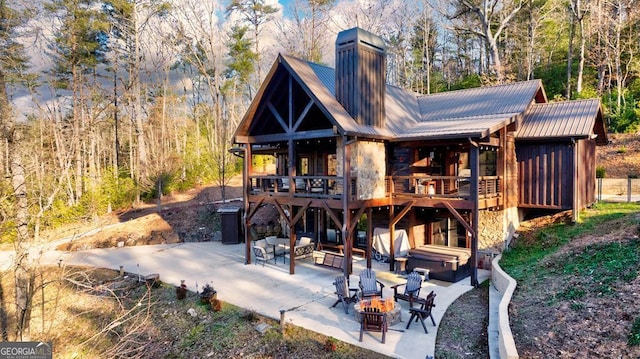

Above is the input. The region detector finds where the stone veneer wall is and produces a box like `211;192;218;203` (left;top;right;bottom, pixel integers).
351;141;386;200
478;209;506;252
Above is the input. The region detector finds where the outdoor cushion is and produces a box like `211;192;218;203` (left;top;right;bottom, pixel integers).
296;236;312;246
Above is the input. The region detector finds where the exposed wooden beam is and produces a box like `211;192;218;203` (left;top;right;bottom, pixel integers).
347;206;367;234
245;198;265;223
322;201;343;229
248;195;343;209
478;136;500;146
470;140;480;287
272;199;291;226
267;102;290;133
441;201;475;237
239;129;336;144
292;100;314;132
390;200;416;227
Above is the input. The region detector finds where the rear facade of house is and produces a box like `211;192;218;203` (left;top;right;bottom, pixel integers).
233;27;607;284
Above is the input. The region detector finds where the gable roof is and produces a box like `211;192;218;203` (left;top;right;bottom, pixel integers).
388;80;546;140
282;55;396;138
517;99;608;144
235;54;605;144
417;80;546;121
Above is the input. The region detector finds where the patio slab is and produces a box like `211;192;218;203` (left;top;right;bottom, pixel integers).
46;241;489;359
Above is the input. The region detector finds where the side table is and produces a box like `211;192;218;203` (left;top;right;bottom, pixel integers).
395;257;408;274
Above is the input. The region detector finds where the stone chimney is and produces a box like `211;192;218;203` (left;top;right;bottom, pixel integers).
335;28;386;128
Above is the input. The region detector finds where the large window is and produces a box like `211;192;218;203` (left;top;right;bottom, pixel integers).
480;150;497;176
432;218;459;247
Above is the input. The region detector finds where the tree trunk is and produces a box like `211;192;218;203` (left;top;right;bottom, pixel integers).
571;0;586;95
0;68;35;342
133;1;148;192
566;9;575;99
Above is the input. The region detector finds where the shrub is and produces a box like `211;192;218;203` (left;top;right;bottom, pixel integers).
596;166;606;178
629;317;640;346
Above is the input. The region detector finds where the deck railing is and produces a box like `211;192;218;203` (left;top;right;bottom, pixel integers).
386;175;502;200
248;174;501;201
249;175;344;199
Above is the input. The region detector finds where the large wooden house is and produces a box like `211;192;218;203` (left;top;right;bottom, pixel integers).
232;27;607;284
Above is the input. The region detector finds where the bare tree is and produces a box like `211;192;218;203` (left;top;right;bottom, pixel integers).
569;0;587;95
276;0;335;64
0;0;36;341
445;0;524;82
104;0;170;197
170;0;242;200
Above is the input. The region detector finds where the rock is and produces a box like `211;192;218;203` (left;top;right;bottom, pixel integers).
254;322;271;334
187;308;197;317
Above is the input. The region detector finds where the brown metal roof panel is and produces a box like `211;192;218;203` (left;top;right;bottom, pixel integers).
385;85;421;136
417;80;542;121
283;54;416;139
517;99;601;139
394;114;516;140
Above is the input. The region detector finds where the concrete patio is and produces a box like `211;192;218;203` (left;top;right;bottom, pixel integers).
39;240;489;359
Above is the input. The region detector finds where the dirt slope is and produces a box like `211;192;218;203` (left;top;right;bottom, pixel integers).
598;133;640;177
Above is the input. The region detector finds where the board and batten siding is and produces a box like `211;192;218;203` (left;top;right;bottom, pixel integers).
578;139;597;208
517;143;574;209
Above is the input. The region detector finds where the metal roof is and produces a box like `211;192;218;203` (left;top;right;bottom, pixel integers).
235;54;604;144
517;99;603;140
394;113;519;141
282;54;395;138
416;80;543;121
278;56;539;140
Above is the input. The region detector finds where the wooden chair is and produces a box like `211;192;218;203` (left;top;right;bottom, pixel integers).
359;268;385;299
359;307;387;343
406;290;437;333
390;271;422;303
331;275;359;314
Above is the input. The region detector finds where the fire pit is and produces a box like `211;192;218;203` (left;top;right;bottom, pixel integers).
354;297;401;326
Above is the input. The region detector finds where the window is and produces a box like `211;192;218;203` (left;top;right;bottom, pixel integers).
299;156;310;175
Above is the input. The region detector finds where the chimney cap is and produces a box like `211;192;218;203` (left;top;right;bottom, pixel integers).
336;27;386;52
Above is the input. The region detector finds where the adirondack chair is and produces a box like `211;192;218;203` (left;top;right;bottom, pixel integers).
359;307;388;343
358;268;385;299
390;271;423;303
331;275;359;314
406;290;437;333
